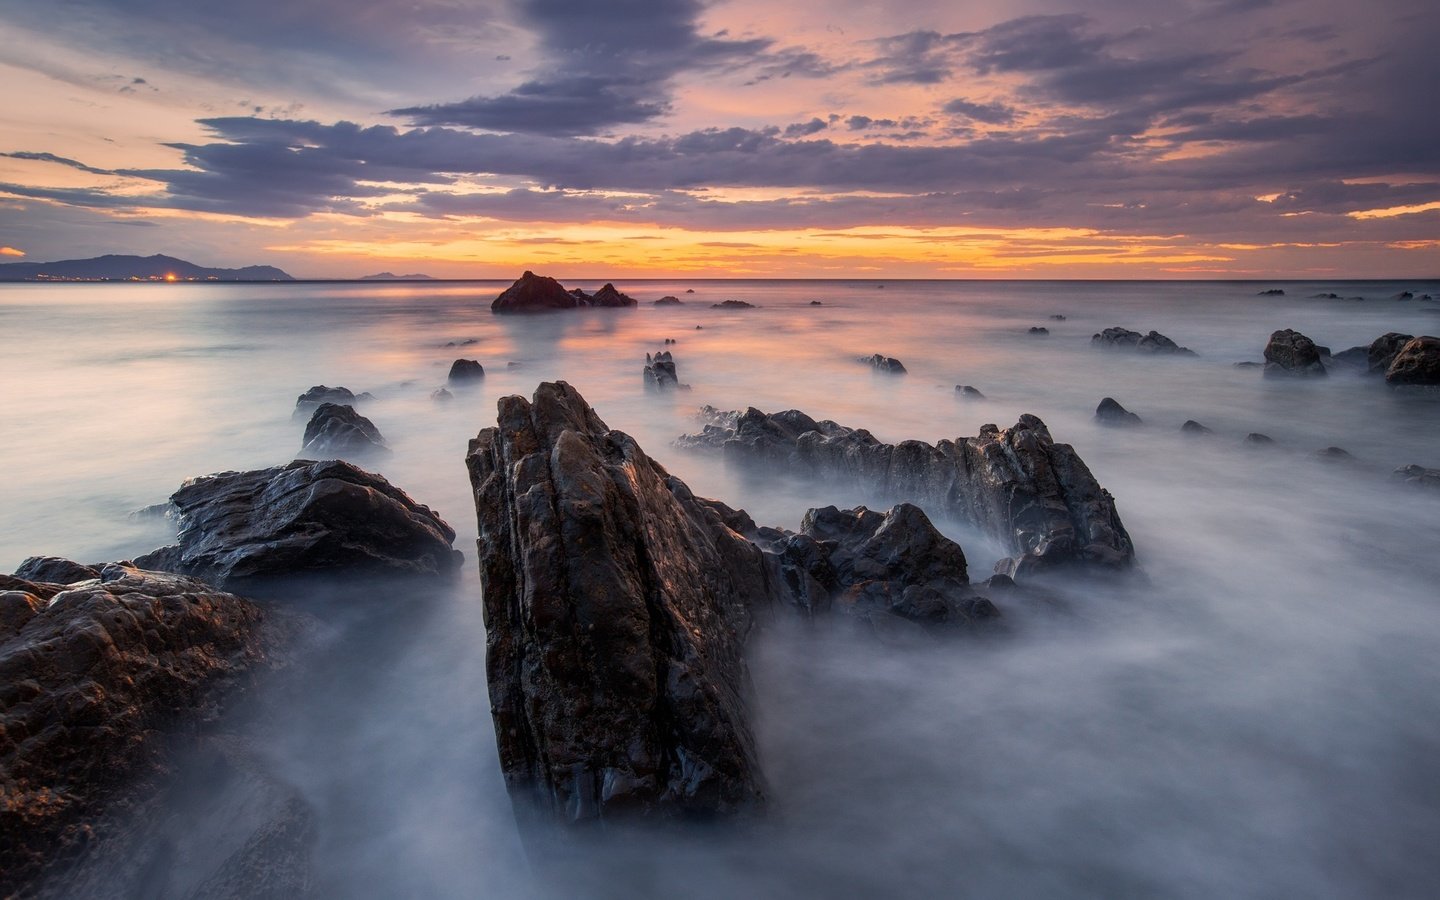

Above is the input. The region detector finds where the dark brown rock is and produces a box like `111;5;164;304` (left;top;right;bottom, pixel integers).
654;296;683;306
1384;336;1440;385
1263;329;1327;377
1368;332;1415;373
1180;420;1212;436
12;557;100;584
299;402;390;460
134;460;461;590
1028;326;1049;336
491;271;579;313
644;351;689;392
590;283;637;308
1092;327;1193;355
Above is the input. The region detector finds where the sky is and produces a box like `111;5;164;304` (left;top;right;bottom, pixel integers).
0;0;1437;279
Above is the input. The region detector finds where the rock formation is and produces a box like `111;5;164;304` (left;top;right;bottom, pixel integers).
1263;329;1327;377
135;460;461;590
859;353;907;374
1368;332;1414;373
491;271;580;313
294;385;372;417
1091;327;1195;355
1394;464;1440;488
590;283;637;308
1095;397;1143;427
644;350;689;392
431;388;453;402
1180;420;1213;436
676;405;1134;577
0;564;270;895
654;296;683;305
299;402;390;459
1384;336;1440;385
1028;326;1050;336
955;385;985;399
448;359;485;383
711;300;756;309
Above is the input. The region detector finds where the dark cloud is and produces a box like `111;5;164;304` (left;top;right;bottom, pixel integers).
941;99;1018;125
389;0;769;135
1;151;115;175
862;30;967;84
784;118;829;137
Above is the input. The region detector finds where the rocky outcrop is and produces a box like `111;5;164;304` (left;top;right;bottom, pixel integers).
955;385;985;399
0;564;269;895
1028;326;1049;336
654;296;683;306
711;300;756;309
859;353;907;374
644;351;690;392
1095;398;1142;427
1263;329;1327;377
1258;289;1285;296
299;402;390;460
431;388;453;402
12;556;100;584
1368;333;1414;373
466;383;1000;825
135;460;461;590
590;283;637;308
448;359;485;383
1394;464;1440;488
294;385;371;417
1328;346;1369;369
491;271;580;313
1384;336;1440;385
1180;420;1213;436
1092;327;1194;355
676;405;1134;577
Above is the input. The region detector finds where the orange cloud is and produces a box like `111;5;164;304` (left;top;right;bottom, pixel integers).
0;246;25;257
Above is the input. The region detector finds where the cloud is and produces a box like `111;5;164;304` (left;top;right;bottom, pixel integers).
0;246;24;257
862;30;967;84
784;118;829;137
389;0;769;135
1;151;116;176
941;99;1018;125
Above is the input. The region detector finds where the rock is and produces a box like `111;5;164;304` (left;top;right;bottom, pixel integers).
685;288;695;293
1244;433;1276;447
568;288;591;303
134;460;461;590
663;338;677;345
644;351;690;392
1095;398;1142;427
1393;464;1440;488
0;564;269;895
1028;326;1049;336
1311;293;1341;299
1384;336;1440;385
431;388;453;402
711;300;756;309
1315;446;1355;463
466;383;999;825
1233;361;1262;368
860;353;907;374
1180;420;1212;436
1366;333;1414;373
1328;346;1370;370
508;361;523;368
12;557;100;584
448;358;485;383
955;385;985;399
294;385;363;417
1263;329;1327;377
1049;315;1067;321
1393;291;1414;301
590;283;637;308
299;402;390;460
809;300;824;306
491;271;581;313
654;296;684;306
1258;289;1285;296
676;405;1134;577
1093;327;1193;355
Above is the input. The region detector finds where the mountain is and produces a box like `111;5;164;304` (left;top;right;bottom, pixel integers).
360;272;435;280
0;254;294;282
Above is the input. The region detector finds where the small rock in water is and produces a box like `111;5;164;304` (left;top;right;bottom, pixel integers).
810;300;824;306
1049;314;1067;320
1263;329;1327;377
711;299;757;309
1180;420;1212;436
1315;446;1355;463
448;358;485;383
654;296;683;305
1394;464;1440;488
955;385;985;399
644;350;691;392
1028;326;1050;336
685;288;695;293
1095;397;1143;426
663;338;677;345
1393;291;1414;301
1234;361;1262;368
1093;326;1193;355
860;353;907;374
1244;433;1277;448
1258;288;1285;296
431;388;453;402
294;385;361;417
1311;293;1341;299
299;403;390;460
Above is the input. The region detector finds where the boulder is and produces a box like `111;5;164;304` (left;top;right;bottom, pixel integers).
1258;289;1285;296
590;283;637;308
1384;336;1440;385
294;385;370;417
1028;326;1049;336
1315;446;1356;463
492;271;582;313
676;405;1133;577
299;403;390;460
12;556;100;584
860;353;907;374
1328;346;1370;370
134;460;461;590
1095;397;1142;427
955;385;985;399
466;383;998;825
809;300;824;306
1394;464;1440;488
1093;327;1193;355
448;359;485;383
711;300;756;309
431;388;453;402
1244;433;1276;448
1180;420;1212;436
654;296;684;306
1263;329;1326;377
0;564;269;895
1368;333;1414;373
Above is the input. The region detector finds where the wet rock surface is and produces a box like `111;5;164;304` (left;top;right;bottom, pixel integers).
676;404;1134;577
12;556;101;584
1384;336;1440;385
0;564;271;896
1263;329;1327;377
134;460;461;590
299;403;390;460
467;383;1004;825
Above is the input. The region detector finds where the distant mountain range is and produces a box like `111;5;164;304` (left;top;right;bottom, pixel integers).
0;254;293;282
360;272;435;280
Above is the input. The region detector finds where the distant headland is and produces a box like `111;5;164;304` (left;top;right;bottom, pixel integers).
0;254;293;282
360;272;435;281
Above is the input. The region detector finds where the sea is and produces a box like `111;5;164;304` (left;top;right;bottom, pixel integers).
2;279;1439;898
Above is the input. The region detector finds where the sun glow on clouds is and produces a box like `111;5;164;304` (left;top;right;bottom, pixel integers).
0;246;24;256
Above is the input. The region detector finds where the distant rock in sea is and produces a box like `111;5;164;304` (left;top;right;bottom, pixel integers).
1394;464;1440;488
712;300;757;309
448;359;485;383
360;272;434;280
294;384;371;417
0;253;292;282
1258;288;1285;296
955;384;985;399
1263;329;1327;377
1092;326;1195;355
1181;420;1213;436
859;353;907;374
490;271;637;313
654;295;684;305
1028;326;1050;336
1095;397;1142;426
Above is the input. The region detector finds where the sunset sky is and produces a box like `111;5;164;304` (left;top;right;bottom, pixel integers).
0;0;1436;278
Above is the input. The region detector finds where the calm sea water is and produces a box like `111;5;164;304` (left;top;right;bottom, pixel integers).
2;279;1439;898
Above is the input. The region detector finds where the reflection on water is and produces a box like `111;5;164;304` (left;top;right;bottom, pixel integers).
2;279;1440;897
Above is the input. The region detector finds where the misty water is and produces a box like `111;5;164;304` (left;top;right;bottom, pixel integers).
3;279;1439;898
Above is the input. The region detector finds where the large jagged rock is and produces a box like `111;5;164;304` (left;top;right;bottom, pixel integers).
12;556;100;584
293;385;372;418
466;383;998;825
1091;327;1194;355
589;283;637;308
676;407;1134;577
1366;333;1414;373
1263;329;1327;377
299;402;390;460
1385;336;1440;385
644;350;690;392
0;564;269;896
135;460;461;590
491;271;581;313
1095;397;1143;426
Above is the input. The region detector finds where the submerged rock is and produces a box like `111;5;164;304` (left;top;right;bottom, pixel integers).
1095;397;1143;427
0;564;270;895
955;385;985;399
1244;433;1277;448
809;300;824;306
448;359;485;383
491;271;580;313
1368;332;1414;373
1328;346;1370;370
654;296;683;306
1315;446;1356;463
134;460;461;590
1263;329;1327;377
1028;326;1049;336
299;402;390;460
1394;464;1440;488
431;388;453;402
676;405;1134;577
1050;314;1067;321
1384;336;1440;385
1180;420;1213;436
294;385;370;417
1092;327;1194;355
711;300;756;309
466;383;999;825
860;353;907;374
